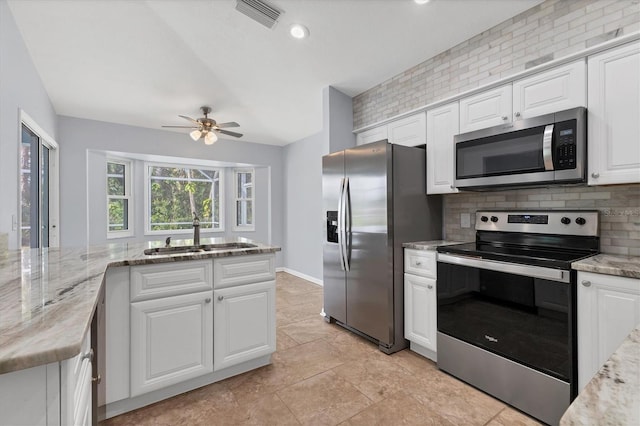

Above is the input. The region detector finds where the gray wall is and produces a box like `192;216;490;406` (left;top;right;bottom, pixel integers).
353;0;640;256
283;132;323;281
58;116;284;266
0;0;59;249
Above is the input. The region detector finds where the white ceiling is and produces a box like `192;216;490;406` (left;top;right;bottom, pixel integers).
7;0;542;146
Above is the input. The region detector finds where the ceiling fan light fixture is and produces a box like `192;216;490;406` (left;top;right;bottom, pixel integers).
204;131;218;145
190;129;202;141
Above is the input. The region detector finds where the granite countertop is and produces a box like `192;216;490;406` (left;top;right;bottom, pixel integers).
0;237;280;375
402;240;464;251
572;254;640;279
560;325;640;425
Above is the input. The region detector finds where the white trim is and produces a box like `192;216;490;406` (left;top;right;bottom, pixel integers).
353;31;640;134
232;168;255;232
18;109;60;248
106;157;134;239
277;267;323;286
143;162;225;235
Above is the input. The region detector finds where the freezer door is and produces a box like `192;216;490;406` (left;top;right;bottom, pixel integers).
322;151;346;323
344;141;393;344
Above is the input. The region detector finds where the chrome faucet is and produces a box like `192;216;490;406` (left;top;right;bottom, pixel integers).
192;212;200;246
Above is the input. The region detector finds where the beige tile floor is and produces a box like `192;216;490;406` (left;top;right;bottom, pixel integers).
102;272;542;425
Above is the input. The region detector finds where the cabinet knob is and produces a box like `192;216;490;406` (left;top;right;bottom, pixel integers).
515;112;521;118
502;116;508;121
205;298;212;303
427;284;433;290
415;261;422;266
217;295;224;301
581;280;591;287
591;172;600;178
450;185;454;189
82;349;94;362
92;374;102;384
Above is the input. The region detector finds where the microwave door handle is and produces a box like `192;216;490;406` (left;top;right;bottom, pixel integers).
543;124;555;171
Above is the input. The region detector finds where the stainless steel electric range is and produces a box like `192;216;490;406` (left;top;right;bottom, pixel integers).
436;210;599;425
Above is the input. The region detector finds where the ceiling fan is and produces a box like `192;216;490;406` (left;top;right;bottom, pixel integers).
162;106;243;145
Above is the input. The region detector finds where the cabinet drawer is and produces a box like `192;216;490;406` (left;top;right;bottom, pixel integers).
404;249;436;278
130;260;213;302
214;254;275;288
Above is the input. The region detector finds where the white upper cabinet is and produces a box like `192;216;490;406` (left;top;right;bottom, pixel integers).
513;61;586;120
426;102;459;194
459;85;512;133
587;41;640;186
356;125;387;146
387;112;426;146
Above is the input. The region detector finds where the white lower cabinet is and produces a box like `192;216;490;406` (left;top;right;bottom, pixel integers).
404;274;437;354
61;330;93;426
577;271;640;391
130;291;213;397
403;248;438;361
213;280;276;371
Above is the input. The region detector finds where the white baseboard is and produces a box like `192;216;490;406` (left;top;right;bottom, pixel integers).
276;267;323;286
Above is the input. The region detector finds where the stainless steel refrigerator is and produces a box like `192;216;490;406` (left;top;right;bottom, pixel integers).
322;140;442;354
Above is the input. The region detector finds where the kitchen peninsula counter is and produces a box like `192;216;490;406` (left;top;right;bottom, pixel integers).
0;238;280;375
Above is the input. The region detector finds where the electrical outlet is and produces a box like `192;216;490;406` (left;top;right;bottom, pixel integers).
461;213;471;228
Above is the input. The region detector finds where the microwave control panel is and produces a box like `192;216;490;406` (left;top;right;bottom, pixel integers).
554;119;577;170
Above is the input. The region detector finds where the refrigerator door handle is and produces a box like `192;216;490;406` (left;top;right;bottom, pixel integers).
344;177;351;271
337;178;347;271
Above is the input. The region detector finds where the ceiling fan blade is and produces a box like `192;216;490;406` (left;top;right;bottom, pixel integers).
178;115;201;125
161;125;198;128
216;129;243;138
215;121;240;128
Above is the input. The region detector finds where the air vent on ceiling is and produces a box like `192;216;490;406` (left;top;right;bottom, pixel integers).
235;0;282;29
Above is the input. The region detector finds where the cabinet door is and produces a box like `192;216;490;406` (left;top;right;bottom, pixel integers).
588;42;640;185
459;85;512;133
577;271;640;391
356;125;388;146
404;273;437;355
130;291;213;397
426;102;459;194
214;280;276;371
387;113;426;147
512;60;586;120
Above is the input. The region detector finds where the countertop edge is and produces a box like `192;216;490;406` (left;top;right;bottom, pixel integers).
572;254;640;279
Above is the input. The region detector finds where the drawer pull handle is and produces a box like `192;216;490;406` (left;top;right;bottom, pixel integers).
205;298;212;303
92;374;102;384
82;349;94;362
218;295;224;301
427;284;433;290
581;280;591;287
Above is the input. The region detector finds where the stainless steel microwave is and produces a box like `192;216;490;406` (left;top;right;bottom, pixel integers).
454;107;586;190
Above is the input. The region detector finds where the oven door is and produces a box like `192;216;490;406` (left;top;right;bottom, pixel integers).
437;254;575;383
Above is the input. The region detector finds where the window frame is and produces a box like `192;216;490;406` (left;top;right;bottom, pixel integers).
233;168;255;232
106;158;134;239
144;162;225;235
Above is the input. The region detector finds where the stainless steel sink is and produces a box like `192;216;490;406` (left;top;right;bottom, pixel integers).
143;242;258;256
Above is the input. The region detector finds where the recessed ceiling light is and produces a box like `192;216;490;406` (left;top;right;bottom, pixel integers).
414;0;430;4
289;23;309;39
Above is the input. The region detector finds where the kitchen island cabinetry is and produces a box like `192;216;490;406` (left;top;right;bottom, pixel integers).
404;248;438;361
587;41;640;186
577;271;640;391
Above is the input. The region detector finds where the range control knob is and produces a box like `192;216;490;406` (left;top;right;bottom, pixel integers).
575;217;586;225
480;216;489;222
490;216;499;223
561;217;571;225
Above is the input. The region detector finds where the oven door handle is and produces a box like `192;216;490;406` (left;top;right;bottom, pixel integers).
437;253;570;283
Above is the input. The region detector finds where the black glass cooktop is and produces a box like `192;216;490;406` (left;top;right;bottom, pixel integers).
437;241;596;270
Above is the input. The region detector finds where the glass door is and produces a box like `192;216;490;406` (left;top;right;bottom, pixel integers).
20;124;51;248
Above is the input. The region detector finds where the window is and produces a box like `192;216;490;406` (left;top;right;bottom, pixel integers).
107;159;133;237
234;169;254;231
146;164;223;233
